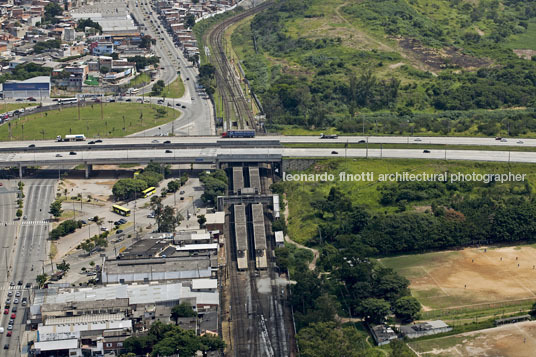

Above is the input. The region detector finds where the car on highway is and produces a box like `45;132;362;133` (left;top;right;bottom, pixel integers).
28;144;35;148
423;149;431;153
331;151;338;155
69;151;77;155
414;138;422;142
164;140;171;144
357;140;366;144
126;98;132;102
27;97;36;101
495;137;502;140
165;149;172;153
10;313;15;319
3;344;8;349
95;139;103;143
56;154;62;157
517;140;524;144
88;141;95;144
176;103;181;107
181;105;186;109
152;139;159;143
500;138;507;142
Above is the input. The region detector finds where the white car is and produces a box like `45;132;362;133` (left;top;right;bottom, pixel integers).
414;138;422;142
517;140;524;144
500;138;507;142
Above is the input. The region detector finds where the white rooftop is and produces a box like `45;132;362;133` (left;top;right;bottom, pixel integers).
39;319;132;335
275;231;284;243
428;320;449;329
34;339;78;351
205;212;225;224
175;243;218;251
192;278;217;290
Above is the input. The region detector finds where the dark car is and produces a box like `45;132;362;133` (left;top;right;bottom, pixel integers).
116;229;123;234
95;139;103;143
186;77;189;80
17;280;22;286
119;218;127;224
69;151;77;155
331;151;338;155
4;344;8;349
109;99;116;103
176;103;181;106
28;144;35;148
126;98;132;102
357;140;366;144
181;105;186;109
27;97;36;101
25;283;31;289
164;140;171;144
80;220;87;225
423;149;431;153
165;149;172;153
88;141;95;144
16;98;24;102
114;221;121;226
11;306;16;313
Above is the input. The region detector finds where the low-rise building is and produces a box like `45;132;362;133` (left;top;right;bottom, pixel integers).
370;324;398;346
400;320;452;339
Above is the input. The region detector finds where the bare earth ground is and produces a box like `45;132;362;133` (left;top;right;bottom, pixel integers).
380;245;536;310
410;320;536;357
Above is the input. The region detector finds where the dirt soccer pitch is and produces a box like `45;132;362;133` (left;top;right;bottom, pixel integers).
379;245;536;310
409;320;536;357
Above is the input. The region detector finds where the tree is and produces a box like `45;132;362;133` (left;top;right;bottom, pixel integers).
389;340;415;357
197;214;206;228
171;302;197;323
167;180;180;193
56;260;70;273
36;274;48;288
393;296;421;322
44;2;63;22
156;205;180;232
360;298;390;324
80;240;95;255
100;66;110;74
185;13;196;29
16;209;23;218
76;18;102;33
297;322;370;357
49;200;63;218
112;179;148;200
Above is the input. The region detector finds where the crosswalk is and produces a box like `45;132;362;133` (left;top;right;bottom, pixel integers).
1;220;49;225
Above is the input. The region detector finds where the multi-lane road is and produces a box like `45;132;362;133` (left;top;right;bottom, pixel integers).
0;179;55;355
127;0;214;135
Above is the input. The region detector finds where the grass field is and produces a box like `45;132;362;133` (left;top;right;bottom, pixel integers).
505;20;536;50
0;103;38;113
159;77;185;99
285;159;536;244
409;321;536;357
379;245;536;310
0;103;180;140
129;73;152;87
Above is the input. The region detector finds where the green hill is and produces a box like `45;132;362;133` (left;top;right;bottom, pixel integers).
230;0;536;136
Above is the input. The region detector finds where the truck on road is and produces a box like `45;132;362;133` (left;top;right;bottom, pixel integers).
320;133;338;139
56;134;86;142
221;130;256;138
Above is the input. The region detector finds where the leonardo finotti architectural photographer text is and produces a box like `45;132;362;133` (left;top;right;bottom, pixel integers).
282;171;527;184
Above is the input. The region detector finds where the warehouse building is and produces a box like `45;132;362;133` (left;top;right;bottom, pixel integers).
1;75;50;98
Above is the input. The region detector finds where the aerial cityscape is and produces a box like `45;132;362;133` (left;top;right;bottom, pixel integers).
1;0;536;356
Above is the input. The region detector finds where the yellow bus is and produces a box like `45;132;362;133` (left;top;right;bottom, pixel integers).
142;187;156;198
112;204;131;216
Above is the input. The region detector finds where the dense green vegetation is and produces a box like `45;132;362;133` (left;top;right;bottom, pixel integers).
199;170;228;204
0;63;52;83
122;321;224;356
49;219;82;240
277;158;536;352
231;0;536;135
112;163;166;200
76;18;102;33
34;39;61;54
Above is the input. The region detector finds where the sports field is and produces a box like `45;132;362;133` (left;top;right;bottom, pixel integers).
379;245;536;310
409;320;536;357
0;103;180;140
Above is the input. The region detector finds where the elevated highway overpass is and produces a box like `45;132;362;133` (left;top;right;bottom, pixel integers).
0;135;534;154
2;147;536;178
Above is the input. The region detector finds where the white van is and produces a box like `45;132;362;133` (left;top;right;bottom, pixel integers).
0;327;4;334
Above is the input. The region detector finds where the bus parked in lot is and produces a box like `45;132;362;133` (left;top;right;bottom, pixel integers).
142;187;156;198
112;205;131;216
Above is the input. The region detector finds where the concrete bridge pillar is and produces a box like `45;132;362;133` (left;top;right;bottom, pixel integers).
85;164;93;179
18;163;23;179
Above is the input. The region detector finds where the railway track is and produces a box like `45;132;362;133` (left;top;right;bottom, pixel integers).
205;1;273;132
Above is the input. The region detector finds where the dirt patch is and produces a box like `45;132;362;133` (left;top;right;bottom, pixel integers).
412;321;536;357
398;38;492;71
513;49;536;60
389;62;405;69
